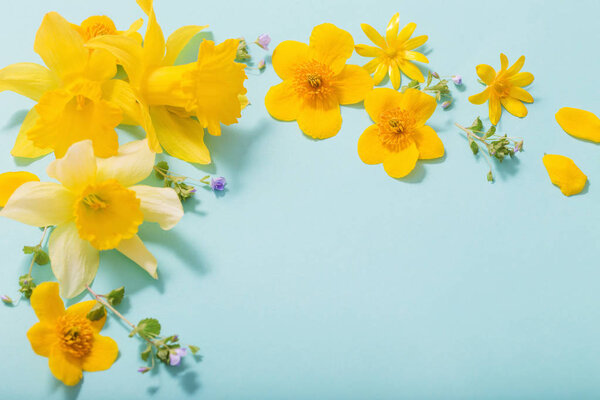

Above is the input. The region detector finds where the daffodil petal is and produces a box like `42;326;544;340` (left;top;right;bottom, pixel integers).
360;23;386;48
0;63;58;101
383;142;419;178
265;80;301;121
65;300;106;333
27;322;55;357
385;13;400;44
49;222;100;299
85;49;117;82
399;88;436;126
489;95;502;125
0;182;74;227
500;53;508;71
130;185;183;230
397;22;417;44
272;40;310;80
403;35;428;51
355;44;382;57
509;87;534;103
500;97;528;118
48;346;83;386
373;62;388;85
334;64;373;105
11;108;53;159
47;140;96;192
86;35;144;85
555;107;600;143
507;55;525;75
116;235;158;278
413;125;444;159
468;88;490;105
389;62;401;90
364;87;403;122
0;171;39;207
96;139;155;188
404;51;428;63
309;23;354;74
102;79;141;125
358;124;385;165
82;334;119;372
398;60;425;82
543;154;587;196
297;99;342;139
30;282;65;324
163;25;208;66
508;72;534;87
476;64;496;85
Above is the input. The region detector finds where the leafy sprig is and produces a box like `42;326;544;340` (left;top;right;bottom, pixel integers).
401;71;453;104
153;161;225;200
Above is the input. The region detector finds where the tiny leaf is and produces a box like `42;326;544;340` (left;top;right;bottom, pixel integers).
470;141;479;155
189;345;200;355
141;344;153;362
136;318;161;340
106;286;125;306
86;302;106;321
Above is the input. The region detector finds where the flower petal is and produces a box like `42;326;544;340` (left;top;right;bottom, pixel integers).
116;235;158;278
509;87;533;103
142;8;166;68
0;63;58;101
404;51;428;64
500;97;528;118
334;64;373;105
489;95;502;125
49;222;100;299
265;80;301;121
11;108;53;159
397;22;417;44
500;53;509;71
30;282;65;323
399;88;437;126
403;35;428;50
507;55;525;75
413;125;444;159
354;44;382;58
0;182;75;227
358;125;385;165
543;154;587;196
373;62;388;85
398;60;424;82
86;35;144;85
476;64;496;85
389;62;401;90
308;23;354;74
65;300;106;333
272;40;309;80
555;107;600;143
130;185;183;230
96;138;155;185
47;140;96;192
163;25;208;66
82;334;119;372
468;88;490;105
363;58;380;74
27;322;56;357
383;142;419;178
0;171;39;207
360;23;386;48
385;13;400;44
297;99;342;139
508;72;534;87
364;87;403;122
84;49;117;82
102;79;141;125
48;346;83;386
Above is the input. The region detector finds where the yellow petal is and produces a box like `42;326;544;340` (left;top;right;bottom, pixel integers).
355;44;382;57
130;185;183;230
82;334;119;372
389;62;401;90
476;64;496;85
0;63;58;101
96;139;155;186
360;23;386;48
397;22;417;44
500;53;509;71
297;99;342;139
102;79;141;125
48;346;83;386
383;142;419;178
404;51;428;64
308;23;354;74
265;80;301;121
0;171;39;207
136;0;153;14
413;125;444;159
364;87;403;122
11;108;53;159
272;40;310;80
47;140;96;193
116;235;158;278
385;13;400;44
84;49;117;82
163;25;208;66
65;300;106;333
34;12;87;80
334;64;373;105
398;60;424;82
500;97;528;118
543;154;587;196
468;88;490;105
555;107;600;143
373;62;388;85
508;72;534;87
142;9;166;67
86;35;144;86
507;55;525;75
358;124;385;165
363;58;380;74
30;282;65;324
27;322;56;357
509;87;533;103
399;88;436;126
489;95;502;125
403;35;428;50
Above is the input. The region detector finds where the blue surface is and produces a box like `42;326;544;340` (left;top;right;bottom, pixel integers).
1;0;600;399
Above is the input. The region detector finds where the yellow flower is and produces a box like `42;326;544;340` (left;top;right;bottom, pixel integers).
0;171;39;207
358;88;443;178
86;0;247;164
27;282;118;386
0;12;137;159
555;107;600;143
355;13;428;90
0;139;184;298
71;15;143;43
542;154;587;196
265;23;373;139
468;53;534;126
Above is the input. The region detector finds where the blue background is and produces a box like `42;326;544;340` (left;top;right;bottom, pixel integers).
1;0;599;399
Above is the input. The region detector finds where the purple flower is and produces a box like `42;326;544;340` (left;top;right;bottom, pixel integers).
451;75;462;85
138;367;151;374
255;34;271;51
210;177;227;191
257;59;266;70
441;101;452;109
514;140;523;153
169;348;187;366
1;295;12;304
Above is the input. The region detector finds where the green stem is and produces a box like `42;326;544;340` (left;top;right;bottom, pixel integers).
455;123;495;173
28;227;49;276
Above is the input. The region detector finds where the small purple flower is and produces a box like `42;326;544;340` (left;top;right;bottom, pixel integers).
210;177;227;191
441;101;452;109
1;295;12;304
451;75;462;85
257;59;266;70
255;34;271;51
514;140;523;153
138;367;151;374
169;348;187;366
432;72;440;79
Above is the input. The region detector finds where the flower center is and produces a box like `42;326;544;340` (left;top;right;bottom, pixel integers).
293;60;334;99
56;314;94;358
491;74;511;98
81;193;108;210
79;16;117;41
307;74;322;88
377;108;416;151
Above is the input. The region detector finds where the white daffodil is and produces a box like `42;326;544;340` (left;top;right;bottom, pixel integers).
0;139;183;298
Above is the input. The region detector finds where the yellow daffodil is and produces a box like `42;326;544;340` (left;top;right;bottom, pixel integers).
543;154;587;196
358;88;443;178
0;12;140;159
27;282;118;386
355;13;428;90
555;107;600;143
0;171;39;207
0;139;183;298
469;53;534;126
265;23;373;139
85;0;247;164
71;15;143;43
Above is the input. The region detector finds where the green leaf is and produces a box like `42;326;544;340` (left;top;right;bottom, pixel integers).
106;287;125;306
141;344;153;362
487;171;494;182
86;302;106;321
189;345;200;355
469;117;484;133
156;348;170;364
154;161;169;179
426;71;432;86
23;245;49;265
135;318;161;340
470;141;479;155
18;274;36;299
484;126;496;139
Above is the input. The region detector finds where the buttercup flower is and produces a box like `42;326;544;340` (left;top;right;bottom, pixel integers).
0;139;183;298
468;53;534;125
542;154;587;196
265;23;373;139
0;12;139;159
358;88;443;178
27;282;118;386
355;13;428;90
555;107;600;143
0;171;39;207
87;0;248;165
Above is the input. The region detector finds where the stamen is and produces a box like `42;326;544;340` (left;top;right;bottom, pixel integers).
307;74;322;88
56;314;94;358
377;108;416;151
293;60;334;99
75;95;88;111
82;193;108;210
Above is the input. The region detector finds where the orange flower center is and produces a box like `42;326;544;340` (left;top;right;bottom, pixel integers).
293;60;334;99
491;74;511;98
56;314;94;358
79;16;117;41
377;108;416;151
